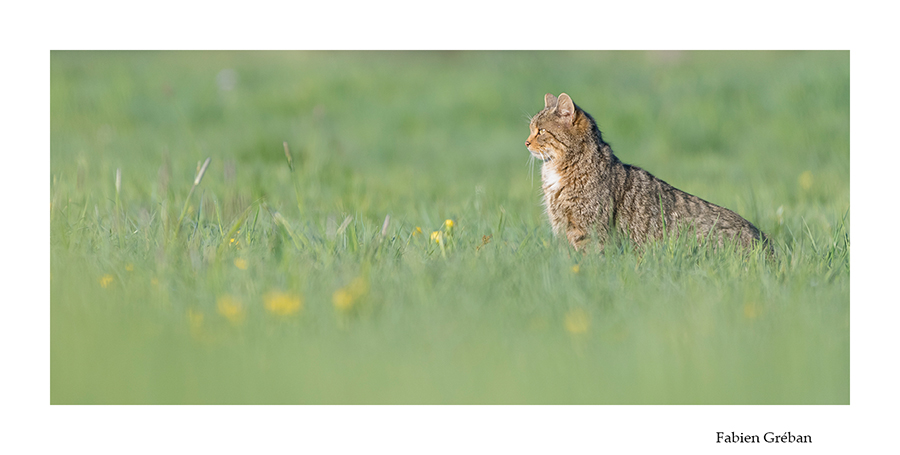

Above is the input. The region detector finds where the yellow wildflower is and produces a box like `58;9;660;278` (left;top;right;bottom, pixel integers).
564;308;590;334
571;265;580;274
151;277;159;286
216;295;245;324
187;309;207;341
798;170;813;190
332;289;354;311
349;277;368;296
125;264;134;272
332;277;369;311
187;309;204;329
99;274;114;288
234;258;248;270
444;219;454;229
743;302;761;320
431;231;442;243
264;291;303;316
412;227;422;236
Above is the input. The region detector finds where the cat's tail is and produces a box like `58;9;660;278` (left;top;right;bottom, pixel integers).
757;230;776;260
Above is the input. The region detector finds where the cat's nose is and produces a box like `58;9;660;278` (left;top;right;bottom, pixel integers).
525;140;531;146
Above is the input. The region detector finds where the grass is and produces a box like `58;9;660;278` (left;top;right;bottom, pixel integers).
50;51;849;404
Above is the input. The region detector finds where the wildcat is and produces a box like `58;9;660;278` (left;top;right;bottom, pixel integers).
525;93;770;253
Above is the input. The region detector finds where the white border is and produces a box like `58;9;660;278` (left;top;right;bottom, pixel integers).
6;1;895;453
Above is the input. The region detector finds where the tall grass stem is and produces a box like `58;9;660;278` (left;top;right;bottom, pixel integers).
174;157;211;239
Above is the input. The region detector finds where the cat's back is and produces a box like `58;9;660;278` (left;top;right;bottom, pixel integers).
613;162;767;248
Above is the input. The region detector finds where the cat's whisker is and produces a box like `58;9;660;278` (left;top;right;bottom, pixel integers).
529;155;536;188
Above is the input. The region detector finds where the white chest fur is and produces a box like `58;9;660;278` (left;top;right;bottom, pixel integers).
542;164;562;192
541;163;565;235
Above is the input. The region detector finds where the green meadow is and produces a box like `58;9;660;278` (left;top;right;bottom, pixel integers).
50;51;849;404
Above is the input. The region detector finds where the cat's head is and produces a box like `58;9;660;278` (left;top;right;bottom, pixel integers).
525;93;595;162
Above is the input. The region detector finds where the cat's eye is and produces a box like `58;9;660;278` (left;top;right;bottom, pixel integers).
538;129;546;135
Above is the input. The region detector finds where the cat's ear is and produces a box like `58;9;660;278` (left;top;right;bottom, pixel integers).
557;93;575;123
544;93;558;109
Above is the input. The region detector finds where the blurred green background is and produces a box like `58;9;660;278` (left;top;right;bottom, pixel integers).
50;51;848;404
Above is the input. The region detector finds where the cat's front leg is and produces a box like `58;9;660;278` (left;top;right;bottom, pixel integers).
566;225;590;251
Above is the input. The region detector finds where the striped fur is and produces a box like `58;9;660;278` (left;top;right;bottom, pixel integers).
525;93;770;253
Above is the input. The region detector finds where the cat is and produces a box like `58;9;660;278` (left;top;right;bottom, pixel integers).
525;93;770;253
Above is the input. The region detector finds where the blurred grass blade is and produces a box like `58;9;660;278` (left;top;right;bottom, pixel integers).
283;141;294;172
174;157;211;239
194;157;211;186
218;203;254;254
336;215;353;236
381;214;390;238
114;168;123;248
262;202;305;251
